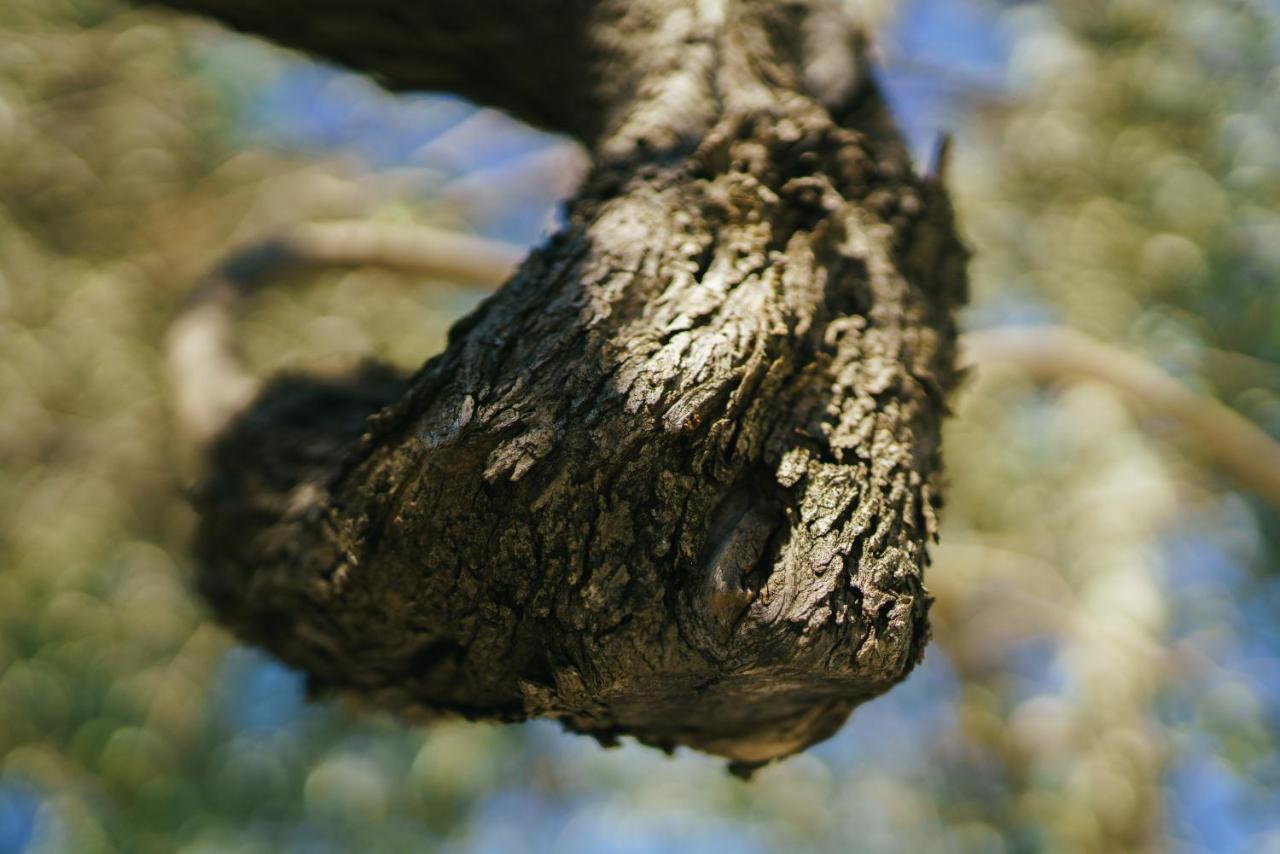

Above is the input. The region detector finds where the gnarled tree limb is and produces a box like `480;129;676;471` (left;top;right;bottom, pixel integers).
153;0;969;770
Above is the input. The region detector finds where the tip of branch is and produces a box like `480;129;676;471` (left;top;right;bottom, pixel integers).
929;132;953;184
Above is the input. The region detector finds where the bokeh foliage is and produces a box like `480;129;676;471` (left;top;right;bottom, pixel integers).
0;0;1277;851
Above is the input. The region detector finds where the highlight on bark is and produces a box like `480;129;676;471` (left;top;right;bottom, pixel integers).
152;0;971;772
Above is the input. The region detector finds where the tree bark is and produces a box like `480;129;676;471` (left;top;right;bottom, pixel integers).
155;0;969;770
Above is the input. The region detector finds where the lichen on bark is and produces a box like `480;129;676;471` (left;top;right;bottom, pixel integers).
159;0;969;769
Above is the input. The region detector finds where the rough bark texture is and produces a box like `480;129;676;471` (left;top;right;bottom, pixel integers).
160;0;969;769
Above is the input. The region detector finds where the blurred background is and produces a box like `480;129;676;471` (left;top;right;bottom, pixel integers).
1;0;1278;850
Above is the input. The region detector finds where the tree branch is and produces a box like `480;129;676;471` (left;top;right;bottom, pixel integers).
166;222;522;443
144;0;605;140
155;0;969;770
964;326;1280;509
142;0;875;151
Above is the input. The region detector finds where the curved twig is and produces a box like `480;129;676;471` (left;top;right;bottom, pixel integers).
963;325;1280;509
166;221;524;443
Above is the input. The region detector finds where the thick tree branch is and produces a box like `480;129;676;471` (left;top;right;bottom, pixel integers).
145;0;604;140
157;0;969;770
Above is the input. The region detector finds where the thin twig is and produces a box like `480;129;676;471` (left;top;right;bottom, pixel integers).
166;221;524;444
964;325;1280;509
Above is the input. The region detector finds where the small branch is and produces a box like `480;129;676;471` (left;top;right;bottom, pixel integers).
279;221;524;286
1203;346;1280;393
166;221;523;444
963;325;1280;509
